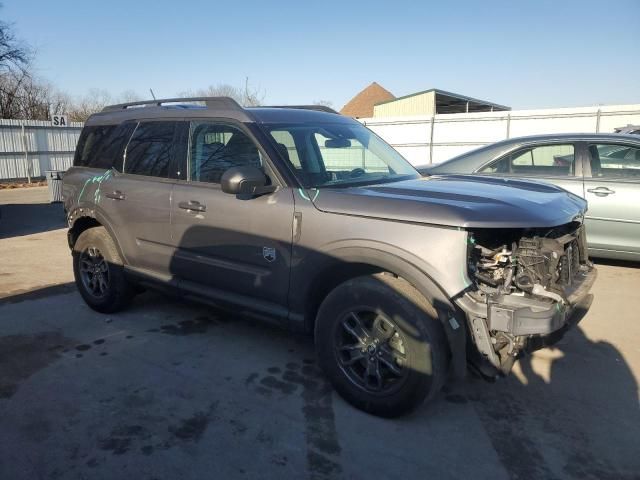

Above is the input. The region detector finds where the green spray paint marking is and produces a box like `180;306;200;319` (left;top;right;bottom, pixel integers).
461;233;473;288
298;188;319;202
78;170;113;205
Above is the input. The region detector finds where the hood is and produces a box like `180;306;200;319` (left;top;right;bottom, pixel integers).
310;175;587;229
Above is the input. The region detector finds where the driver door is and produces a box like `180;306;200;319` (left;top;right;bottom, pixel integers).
170;120;295;313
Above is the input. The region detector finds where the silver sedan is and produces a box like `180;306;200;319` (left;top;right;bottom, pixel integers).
420;133;640;261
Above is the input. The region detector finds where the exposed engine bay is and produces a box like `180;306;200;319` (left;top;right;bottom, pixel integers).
460;221;595;376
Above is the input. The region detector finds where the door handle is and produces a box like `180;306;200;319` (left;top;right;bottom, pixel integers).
178;200;206;212
587;186;615;197
105;190;126;200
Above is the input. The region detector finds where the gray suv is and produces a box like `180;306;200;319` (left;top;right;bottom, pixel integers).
63;97;596;417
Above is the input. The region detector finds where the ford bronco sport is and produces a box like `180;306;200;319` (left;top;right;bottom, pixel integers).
63;97;596;417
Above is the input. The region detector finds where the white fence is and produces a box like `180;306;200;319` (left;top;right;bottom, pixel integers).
0;119;83;181
2;103;640;180
361;103;640;166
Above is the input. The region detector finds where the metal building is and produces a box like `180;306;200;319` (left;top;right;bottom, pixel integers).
373;89;510;117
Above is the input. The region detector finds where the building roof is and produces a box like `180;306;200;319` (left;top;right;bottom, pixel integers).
340;82;395;118
374;88;510;113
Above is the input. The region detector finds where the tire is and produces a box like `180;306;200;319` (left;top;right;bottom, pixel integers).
315;274;448;417
72;226;134;313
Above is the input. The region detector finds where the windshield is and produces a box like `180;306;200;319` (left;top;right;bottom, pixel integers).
264;122;419;188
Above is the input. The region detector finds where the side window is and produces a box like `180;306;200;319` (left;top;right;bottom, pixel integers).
589;144;640;179
481;144;575;176
74;125;117;169
511;150;534;166
189;122;262;183
124;122;176;178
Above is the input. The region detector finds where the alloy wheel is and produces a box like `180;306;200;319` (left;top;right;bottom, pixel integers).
79;246;110;298
335;309;409;394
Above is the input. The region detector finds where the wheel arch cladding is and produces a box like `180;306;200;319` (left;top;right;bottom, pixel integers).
68;215;101;249
303;248;467;379
67;212;127;263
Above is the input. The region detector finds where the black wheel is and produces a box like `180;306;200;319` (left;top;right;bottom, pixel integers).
315;274;448;417
72;226;134;313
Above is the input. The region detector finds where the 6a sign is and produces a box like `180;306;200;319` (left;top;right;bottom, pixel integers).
51;115;69;127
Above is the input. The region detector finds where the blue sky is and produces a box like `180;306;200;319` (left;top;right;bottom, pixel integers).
5;0;640;110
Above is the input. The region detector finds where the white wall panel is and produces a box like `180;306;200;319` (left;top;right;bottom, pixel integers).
360;104;640;165
0;119;83;181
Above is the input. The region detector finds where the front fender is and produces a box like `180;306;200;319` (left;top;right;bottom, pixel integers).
326;244;452;308
290;243;468;379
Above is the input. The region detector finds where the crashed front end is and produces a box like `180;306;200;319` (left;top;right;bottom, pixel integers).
457;220;597;376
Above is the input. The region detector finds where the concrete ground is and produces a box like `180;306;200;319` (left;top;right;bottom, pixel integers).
0;187;638;480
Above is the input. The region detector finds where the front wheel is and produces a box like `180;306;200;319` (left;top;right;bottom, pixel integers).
315;274;448;417
72;226;134;313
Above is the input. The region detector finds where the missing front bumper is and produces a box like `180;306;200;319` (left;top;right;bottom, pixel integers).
457;265;597;373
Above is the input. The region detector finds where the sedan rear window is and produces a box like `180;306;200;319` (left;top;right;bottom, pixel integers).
589;144;640;178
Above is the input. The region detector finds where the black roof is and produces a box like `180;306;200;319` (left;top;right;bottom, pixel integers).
86;97;350;126
247;107;352;124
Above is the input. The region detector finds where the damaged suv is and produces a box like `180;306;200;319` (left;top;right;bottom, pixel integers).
63;97;596;417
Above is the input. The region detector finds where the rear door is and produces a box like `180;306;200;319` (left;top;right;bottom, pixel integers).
478;142;585;198
170;120;294;314
583;142;640;257
100;121;180;277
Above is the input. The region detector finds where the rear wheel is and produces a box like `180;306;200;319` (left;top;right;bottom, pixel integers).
315;274;448;417
72;227;134;313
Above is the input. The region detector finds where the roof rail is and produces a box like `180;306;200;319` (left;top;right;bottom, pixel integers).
260;105;340;115
101;96;244;112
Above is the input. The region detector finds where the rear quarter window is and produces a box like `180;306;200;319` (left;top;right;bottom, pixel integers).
74;125;117;168
73;123;136;170
589;143;640;179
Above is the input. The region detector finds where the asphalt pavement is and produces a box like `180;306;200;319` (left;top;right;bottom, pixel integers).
1;187;638;480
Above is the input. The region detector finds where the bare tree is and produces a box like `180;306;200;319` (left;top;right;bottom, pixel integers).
66;89;112;122
242;77;265;107
0;5;31;74
0;70;26;117
0;5;62;120
0;70;68;120
178;80;265;107
313;99;334;109
66;89;144;122
118;89;142;103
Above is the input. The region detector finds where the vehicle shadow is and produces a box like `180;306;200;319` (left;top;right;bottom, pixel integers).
162;224;638;472
466;321;639;479
0;202;66;239
2;242;638;479
0;282;76;306
4;219;631;478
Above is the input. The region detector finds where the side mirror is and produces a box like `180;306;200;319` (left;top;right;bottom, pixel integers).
220;166;276;197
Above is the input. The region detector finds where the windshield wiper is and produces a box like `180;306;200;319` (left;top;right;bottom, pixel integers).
316;174;418;189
